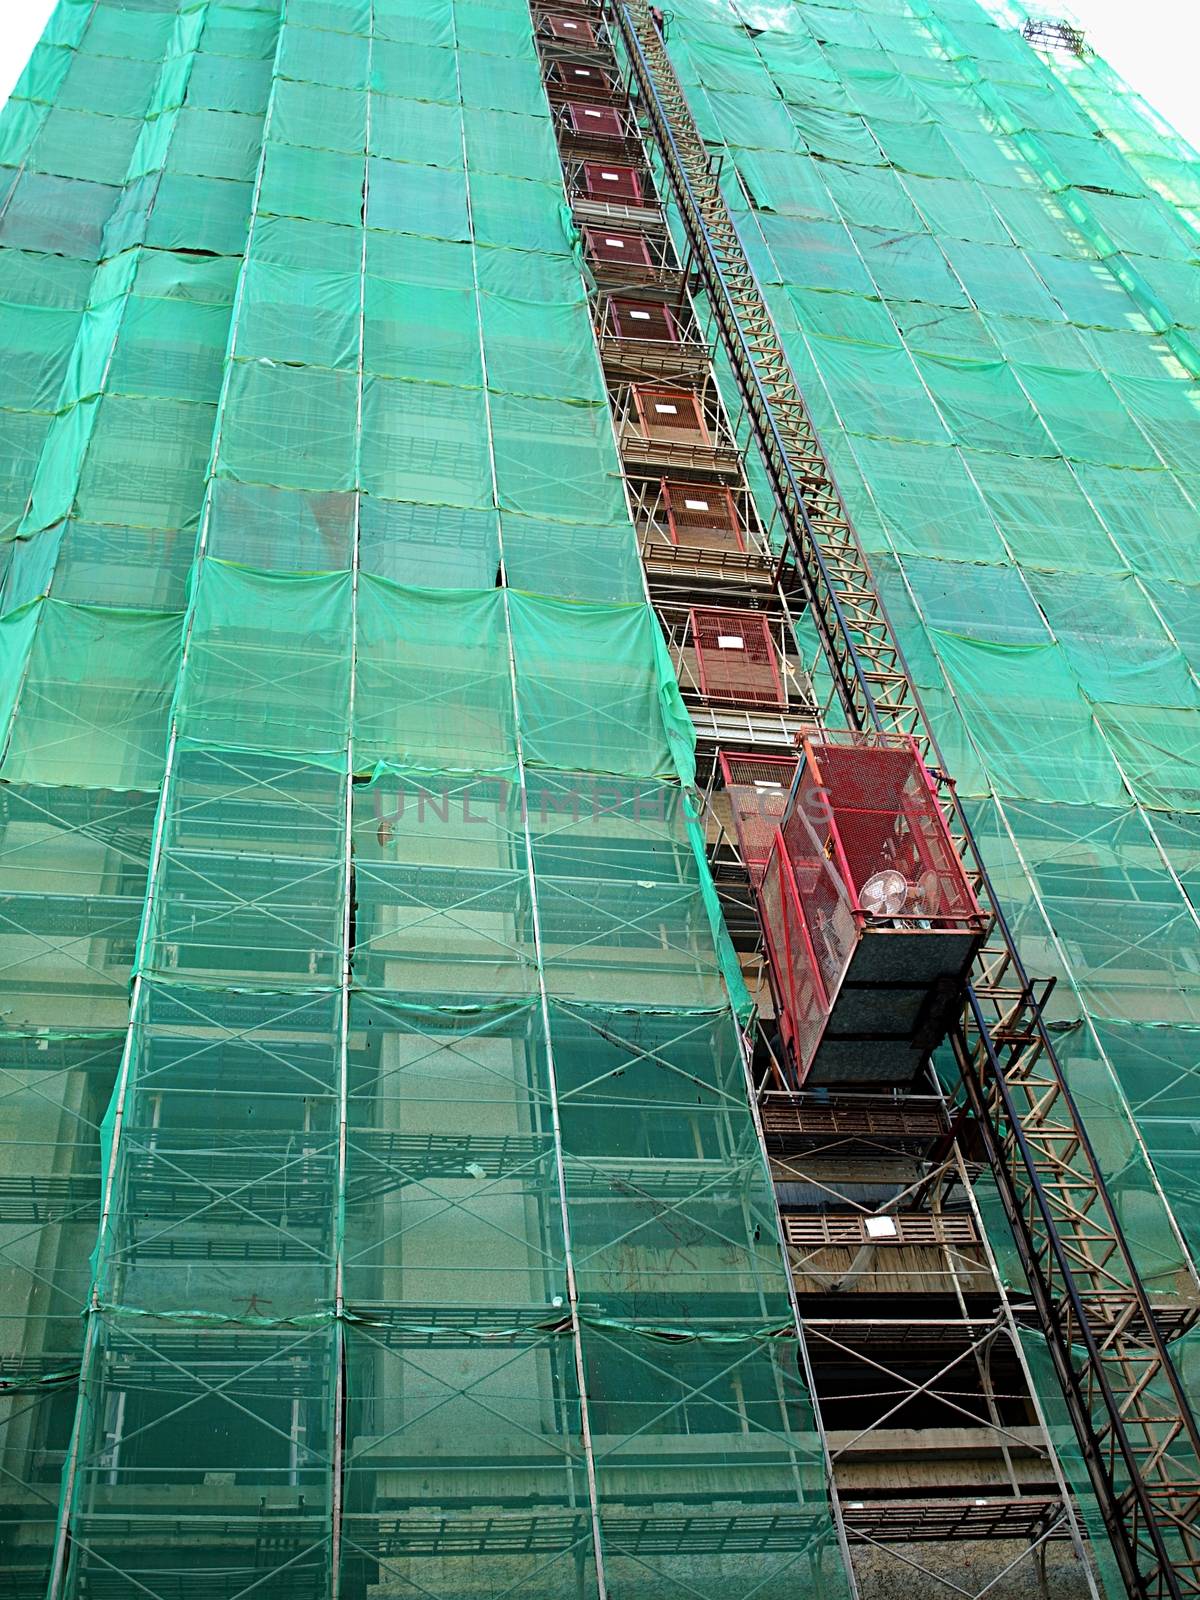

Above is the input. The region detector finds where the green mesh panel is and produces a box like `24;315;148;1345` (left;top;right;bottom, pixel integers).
0;1;835;1595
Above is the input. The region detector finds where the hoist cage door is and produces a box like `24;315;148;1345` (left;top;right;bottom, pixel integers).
584;227;653;267
611;298;678;342
568;102;624;137
633;386;707;442
690;609;785;708
546;13;597;41
718;751;798;882
662;481;745;550
760;730;987;1086
759;837;831;1079
583;162;643;202
552;61;614;96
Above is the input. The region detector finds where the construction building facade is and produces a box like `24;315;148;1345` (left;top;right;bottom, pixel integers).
0;0;1197;1598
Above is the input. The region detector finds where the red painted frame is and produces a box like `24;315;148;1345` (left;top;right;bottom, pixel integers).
689;609;786;708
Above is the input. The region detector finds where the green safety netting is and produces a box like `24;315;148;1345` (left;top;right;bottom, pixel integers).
0;0;1195;1591
0;1;826;1596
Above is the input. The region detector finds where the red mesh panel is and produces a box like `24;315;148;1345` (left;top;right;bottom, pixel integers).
804;735;977;923
549;62;615;96
718;751;797;883
584;162;643;202
611;299;677;341
690;609;785;708
584;228;653;267
662;481;744;550
633;387;707;442
780;795;856;1000
547;13;596;40
568;103;623;138
759;841;829;1081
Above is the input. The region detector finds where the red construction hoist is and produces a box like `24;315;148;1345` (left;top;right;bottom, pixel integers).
758;729;986;1085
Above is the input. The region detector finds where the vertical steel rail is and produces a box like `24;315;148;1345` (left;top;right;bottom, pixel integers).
611;5;1200;1597
330;3;376;1590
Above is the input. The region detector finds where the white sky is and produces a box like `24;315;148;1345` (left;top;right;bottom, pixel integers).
1060;0;1200;149
0;1;1195;147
